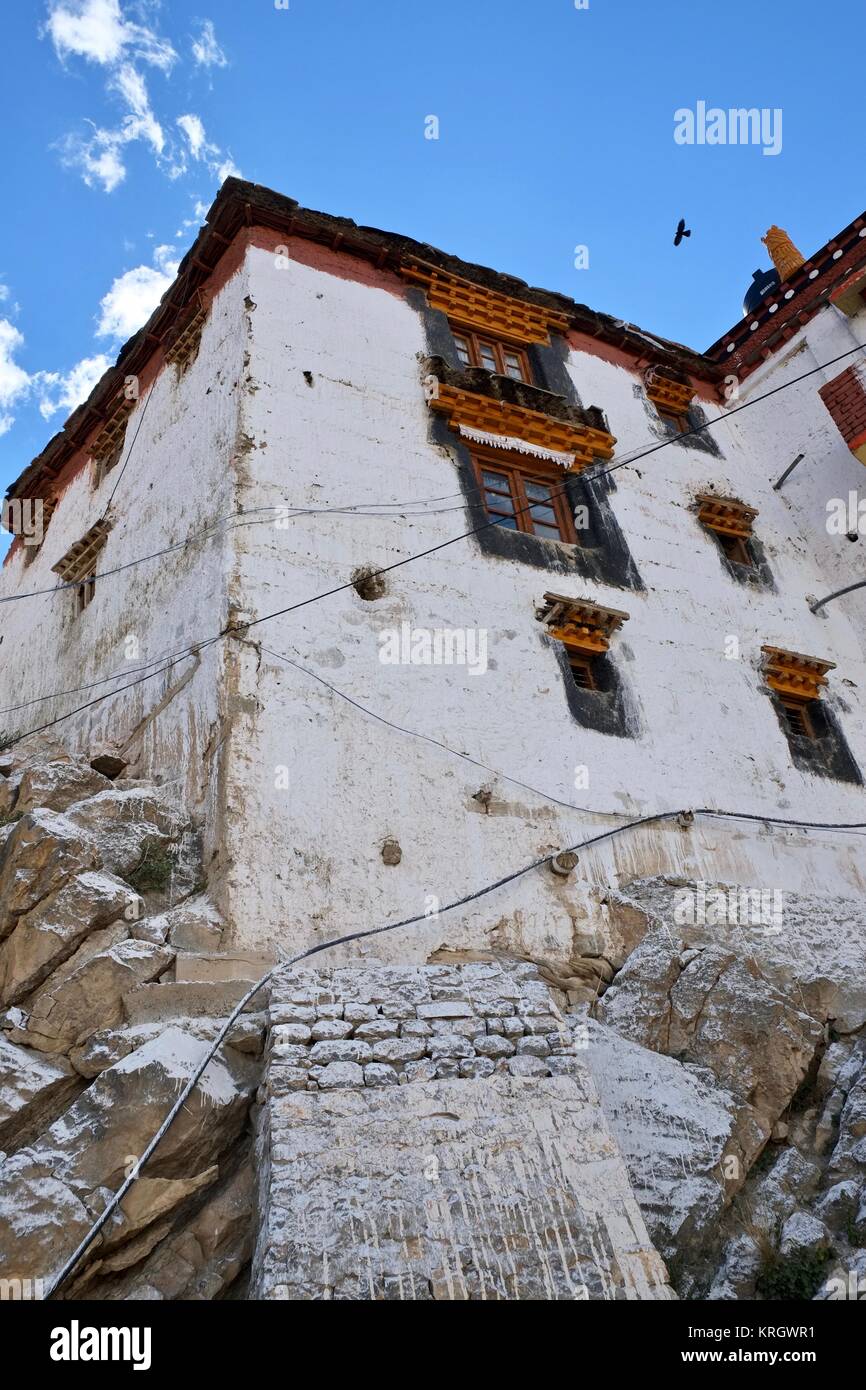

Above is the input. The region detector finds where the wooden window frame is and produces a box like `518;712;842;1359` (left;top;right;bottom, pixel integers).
780;696;817;741
471;450;577;544
567;652;598;691
717;531;753;567
450;326;533;384
76;574;96;614
656;404;690;433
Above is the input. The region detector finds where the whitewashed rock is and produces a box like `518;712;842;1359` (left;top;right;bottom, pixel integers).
21;938;174;1052
353;1018;399;1041
316;1061;364;1090
0;1037;78;1151
369;1038;426;1065
0;870;141;1005
14;760;111;816
506;1055;548;1077
309;1040;372;1065
0;809;98;940
310;1019;352;1041
364;1063;399;1087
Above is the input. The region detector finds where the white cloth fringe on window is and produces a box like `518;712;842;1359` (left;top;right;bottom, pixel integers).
456;424;575;470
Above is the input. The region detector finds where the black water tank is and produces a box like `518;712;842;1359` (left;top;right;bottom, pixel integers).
743;267;779;317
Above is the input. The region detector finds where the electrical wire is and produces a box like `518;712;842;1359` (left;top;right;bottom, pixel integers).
258;643;866;837
0;493;474;606
44;784;866;1299
5;337;865;613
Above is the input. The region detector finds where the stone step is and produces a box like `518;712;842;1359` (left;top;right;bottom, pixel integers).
173;952;275;985
123;979;268;1025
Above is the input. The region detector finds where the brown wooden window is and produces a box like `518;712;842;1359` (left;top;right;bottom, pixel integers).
656;405;690;433
451;328;532;383
77;574;97;613
472;454;576;543
567;653;598;690
717;531;753;567
52;518;111;618
780;696;817;740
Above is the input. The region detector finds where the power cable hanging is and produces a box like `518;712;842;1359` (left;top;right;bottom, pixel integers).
5;337;864;612
43;791;866;1300
5;338;866;742
258;643;866;837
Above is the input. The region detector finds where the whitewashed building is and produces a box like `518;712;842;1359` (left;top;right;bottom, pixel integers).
2;183;866;1300
3;183;864;969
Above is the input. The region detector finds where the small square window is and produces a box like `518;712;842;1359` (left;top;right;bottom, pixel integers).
76;574;96;613
780;698;816;740
568;653;598;690
657;406;690;433
718;532;753;567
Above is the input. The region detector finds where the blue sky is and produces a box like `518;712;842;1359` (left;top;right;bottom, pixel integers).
1;0;863;510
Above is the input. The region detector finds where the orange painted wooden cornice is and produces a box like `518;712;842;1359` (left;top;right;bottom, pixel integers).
52;518;112;583
539;593;630;655
402;259;569;345
89;395;135;462
696;493;759;539
762;646;835;702
644;366;694;416
429;382;616;471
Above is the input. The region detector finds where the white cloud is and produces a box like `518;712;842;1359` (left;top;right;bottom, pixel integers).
214;155;242;182
177;112;207;161
95;245;180;342
0;320;31;408
191;19;227;69
45;0;176;72
36;354;112;420
59;124;127;191
0;319;32;435
46;4;239;193
172;114;241;184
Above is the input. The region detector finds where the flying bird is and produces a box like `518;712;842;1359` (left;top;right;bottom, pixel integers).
674;218;691;247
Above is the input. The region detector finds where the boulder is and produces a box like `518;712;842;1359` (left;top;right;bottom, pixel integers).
0;1151;96;1284
14;759;111;816
0;871;142;1005
0;1028;255;1286
597;931;823;1139
19;938;174;1052
65;788;187;881
584;1018;761;1269
0;809;98;940
0;1037;79;1152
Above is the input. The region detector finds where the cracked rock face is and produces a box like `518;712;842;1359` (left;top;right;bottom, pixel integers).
0;747;258;1300
595;930;824;1145
1;747;863;1303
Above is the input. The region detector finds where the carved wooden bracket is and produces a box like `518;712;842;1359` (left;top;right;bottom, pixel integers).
429;382;616;471
538;592;630;655
401;259;569;344
762;646;835;702
696;493;759;539
52;518;112;583
644;365;694;417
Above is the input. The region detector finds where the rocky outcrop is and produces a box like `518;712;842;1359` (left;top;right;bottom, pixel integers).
595;930;824;1147
0;745;258;1301
1;743;863;1303
590;878;866;1300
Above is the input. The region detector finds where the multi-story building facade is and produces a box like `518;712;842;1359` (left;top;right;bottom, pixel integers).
3;183;865;964
1;182;865;1300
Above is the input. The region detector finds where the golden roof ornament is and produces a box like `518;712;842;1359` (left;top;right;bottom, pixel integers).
761;225;805;282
